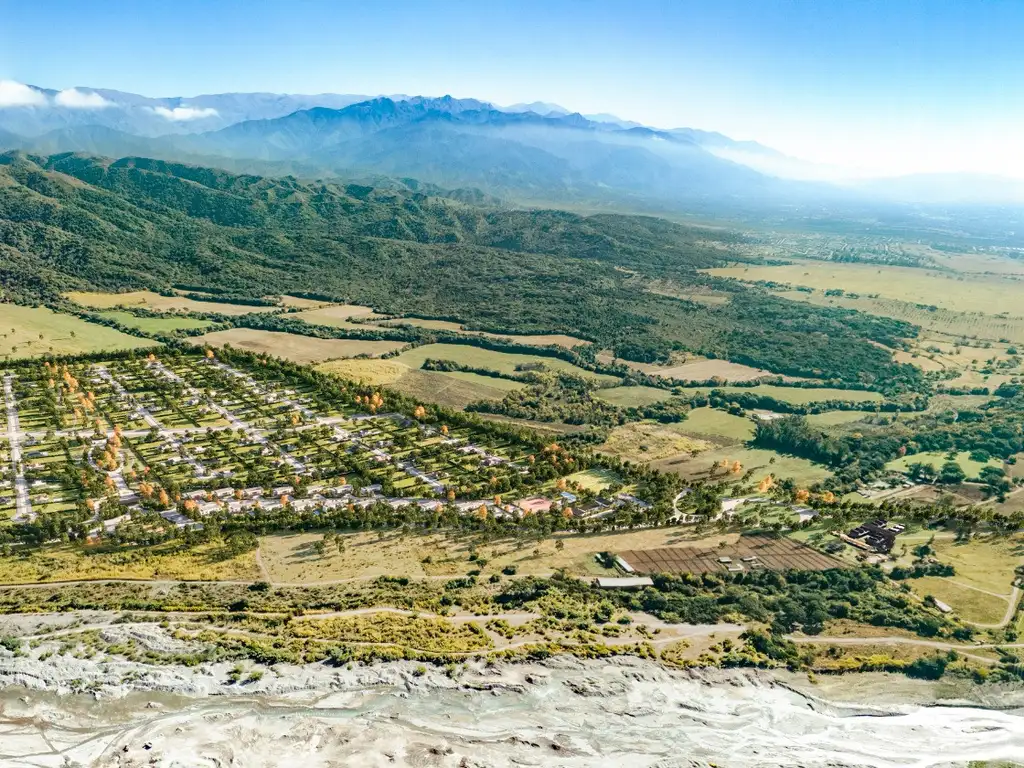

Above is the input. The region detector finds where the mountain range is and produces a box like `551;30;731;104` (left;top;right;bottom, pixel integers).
1;83;1021;211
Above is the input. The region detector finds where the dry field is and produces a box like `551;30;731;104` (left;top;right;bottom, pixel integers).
293;304;389;329
708;261;1024;316
654;446;832;485
0;542;259;584
65;290;279;316
379;318;591;348
316;358;528;409
259;528;738;583
620;535;843;575
598;422;713;462
277;295;335;309
778;290;1024;344
193;329;406;363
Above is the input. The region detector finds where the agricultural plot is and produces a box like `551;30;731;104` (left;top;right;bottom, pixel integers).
395;344;619;383
65;290;279;316
378;318;591;348
672;384;883;405
594;385;675;407
193;329;407;364
620;535;843;576
96;311;214;334
707;261;1024;316
1;351;623;540
292;304;389;329
777;289;1024;344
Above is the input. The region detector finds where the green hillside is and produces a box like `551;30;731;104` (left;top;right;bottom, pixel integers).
0;151;920;388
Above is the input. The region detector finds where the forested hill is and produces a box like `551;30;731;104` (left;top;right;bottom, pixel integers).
0;152;922;389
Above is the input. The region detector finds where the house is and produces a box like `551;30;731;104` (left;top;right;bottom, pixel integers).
846;518;900;553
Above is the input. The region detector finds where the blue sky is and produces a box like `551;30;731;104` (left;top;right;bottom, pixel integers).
2;0;1022;177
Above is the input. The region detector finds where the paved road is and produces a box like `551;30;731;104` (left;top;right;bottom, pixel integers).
3;374;32;522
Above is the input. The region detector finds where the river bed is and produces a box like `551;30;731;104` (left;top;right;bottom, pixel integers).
1;656;1023;767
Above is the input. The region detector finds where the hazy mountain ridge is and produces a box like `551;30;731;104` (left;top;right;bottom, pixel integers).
1;85;1021;208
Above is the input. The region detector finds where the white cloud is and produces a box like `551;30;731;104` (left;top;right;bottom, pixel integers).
149;105;219;121
0;80;47;107
54;88;113;109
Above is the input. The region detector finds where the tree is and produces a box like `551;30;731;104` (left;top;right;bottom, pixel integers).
938;460;966;485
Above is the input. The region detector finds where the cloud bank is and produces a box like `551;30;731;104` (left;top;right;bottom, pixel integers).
54;88;113;108
0;80;47;107
149;105;219;121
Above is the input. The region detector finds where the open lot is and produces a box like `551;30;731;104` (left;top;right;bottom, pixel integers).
66;290;280;316
0;304;154;359
259;527;736;582
707;261;1024;316
193;329;407;363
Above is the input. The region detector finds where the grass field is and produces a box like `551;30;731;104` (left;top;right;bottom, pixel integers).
97;310;214;334
886;450;1004;480
315;358;528;409
674;384;883;405
708;261;1024;316
804;410;875;426
677;407;756;441
259;527;736;582
380;318;591;348
193;329;407;364
66;290;279;316
615;357;777;382
563;468;623;492
395;343;619;383
777;289;1024;344
0;304;155;358
0;542;259;584
277;295;333;309
293;304;388;329
908;577;1010;625
594;385;675;407
598;421;712;462
390;369;527;409
655;445;832;485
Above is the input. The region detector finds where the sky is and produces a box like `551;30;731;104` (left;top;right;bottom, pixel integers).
2;0;1022;178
